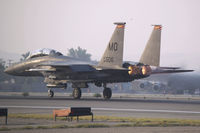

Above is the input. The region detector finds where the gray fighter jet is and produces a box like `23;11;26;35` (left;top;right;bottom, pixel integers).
4;23;193;99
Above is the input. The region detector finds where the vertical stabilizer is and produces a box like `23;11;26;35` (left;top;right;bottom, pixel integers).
98;22;126;69
139;25;162;66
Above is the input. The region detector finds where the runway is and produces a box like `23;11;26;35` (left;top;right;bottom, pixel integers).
0;96;200;119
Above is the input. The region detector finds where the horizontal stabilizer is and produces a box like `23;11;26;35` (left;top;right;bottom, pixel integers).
151;66;193;74
159;67;180;70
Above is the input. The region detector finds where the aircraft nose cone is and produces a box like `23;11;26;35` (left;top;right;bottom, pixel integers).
4;68;9;73
4;67;11;74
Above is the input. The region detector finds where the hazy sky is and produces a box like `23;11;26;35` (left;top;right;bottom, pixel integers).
0;0;200;69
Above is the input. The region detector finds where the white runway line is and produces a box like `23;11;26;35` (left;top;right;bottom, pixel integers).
1;105;200;114
93;108;200;114
0;105;66;109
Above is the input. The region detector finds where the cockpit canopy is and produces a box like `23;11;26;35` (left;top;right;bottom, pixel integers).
27;48;63;59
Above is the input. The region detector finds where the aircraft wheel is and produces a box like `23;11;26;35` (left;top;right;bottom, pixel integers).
73;88;82;99
48;89;54;98
140;83;145;88
103;87;112;100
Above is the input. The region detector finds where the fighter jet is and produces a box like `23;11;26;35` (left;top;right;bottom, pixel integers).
4;23;193;99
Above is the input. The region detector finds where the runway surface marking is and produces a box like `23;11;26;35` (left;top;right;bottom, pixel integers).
1;105;200;114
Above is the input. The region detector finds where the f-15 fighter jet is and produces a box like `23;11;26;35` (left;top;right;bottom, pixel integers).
4;23;193;99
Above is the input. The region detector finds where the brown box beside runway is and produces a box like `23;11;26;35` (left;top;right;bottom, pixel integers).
53;107;93;122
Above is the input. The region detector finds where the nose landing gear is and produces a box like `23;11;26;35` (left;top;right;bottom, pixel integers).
72;88;82;99
48;89;54;98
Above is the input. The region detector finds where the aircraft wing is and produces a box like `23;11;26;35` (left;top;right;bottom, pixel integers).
26;60;97;73
151;66;194;74
40;60;95;66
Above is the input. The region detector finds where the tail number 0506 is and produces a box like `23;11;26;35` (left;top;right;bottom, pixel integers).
103;57;114;63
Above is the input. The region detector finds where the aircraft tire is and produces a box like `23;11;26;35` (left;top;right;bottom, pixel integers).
48;90;54;98
140;83;145;88
73;88;82;99
103;87;112;100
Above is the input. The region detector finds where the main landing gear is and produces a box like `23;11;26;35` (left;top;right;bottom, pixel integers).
103;84;112;100
48;88;82;99
71;87;111;100
103;87;112;99
72;88;82;99
48;89;54;98
47;84;112;100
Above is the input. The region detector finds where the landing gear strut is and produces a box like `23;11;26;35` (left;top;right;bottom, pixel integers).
72;88;82;99
48;89;54;98
103;87;112;100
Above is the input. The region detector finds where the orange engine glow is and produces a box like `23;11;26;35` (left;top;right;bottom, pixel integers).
128;66;133;75
128;65;141;75
128;65;152;76
142;66;152;76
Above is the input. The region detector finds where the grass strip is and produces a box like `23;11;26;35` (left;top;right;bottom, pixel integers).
1;121;200;131
20;126;35;130
73;123;109;128
8;113;53;120
6;113;200;128
0;127;11;131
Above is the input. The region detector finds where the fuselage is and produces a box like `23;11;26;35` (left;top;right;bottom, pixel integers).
4;55;135;84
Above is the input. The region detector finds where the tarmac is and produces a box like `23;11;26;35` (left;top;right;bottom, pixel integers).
1;127;200;133
0;93;200;119
0;93;200;133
